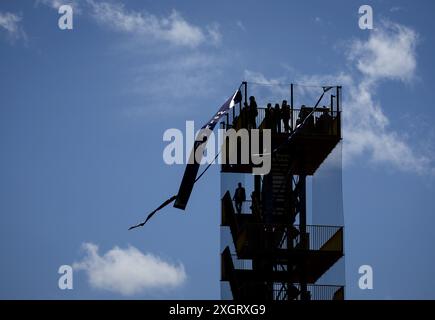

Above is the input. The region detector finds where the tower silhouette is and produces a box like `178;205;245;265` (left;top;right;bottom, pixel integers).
220;82;344;300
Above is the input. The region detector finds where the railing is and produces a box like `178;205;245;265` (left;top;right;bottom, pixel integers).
223;106;340;137
229;254;252;270
223;246;344;300
272;283;344;301
234;282;344;300
295;224;343;251
231;200;252;215
239;223;343;252
227;225;342;272
222;81;342;137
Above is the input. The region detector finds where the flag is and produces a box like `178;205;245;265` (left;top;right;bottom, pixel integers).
173;88;242;210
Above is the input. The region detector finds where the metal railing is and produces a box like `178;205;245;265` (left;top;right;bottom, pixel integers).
223;106;340;136
222;81;342;137
239;223;343;252
294;224;343;251
223;246;345;300
229;254;253;270
235;282;344;300
272;283;344;301
231;199;252;215
227;225;342;272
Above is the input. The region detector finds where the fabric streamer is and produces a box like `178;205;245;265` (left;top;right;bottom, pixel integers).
129;89;241;230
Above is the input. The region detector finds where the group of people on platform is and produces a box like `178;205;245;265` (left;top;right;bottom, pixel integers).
264;100;292;133
238;96;293;133
238;95;334;134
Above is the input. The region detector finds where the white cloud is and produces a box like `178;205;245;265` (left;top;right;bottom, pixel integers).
35;0;224;113
207;23;222;45
86;0;220;48
312;22;433;175
348;21;418;82
243;22;434;175
37;0;220;47
73;243;186;296
0;11;26;40
243;70;290;102
37;0;69;10
36;0;81;13
124;51;226;116
342;21;433;174
244;70;284;86
343;80;433;174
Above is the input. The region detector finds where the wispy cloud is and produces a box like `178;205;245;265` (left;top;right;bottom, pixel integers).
73;243;186;296
86;0;221;48
343;21;433;174
244;21;434;175
206;23;222;45
37;0;72;9
343;79;433;174
243;70;290;102
37;0;220;47
36;0;225;113
122;50;227;116
236;21;246;31
0;11;26;41
390;6;402;13
244;70;285;86
36;0;81;13
347;21;418;83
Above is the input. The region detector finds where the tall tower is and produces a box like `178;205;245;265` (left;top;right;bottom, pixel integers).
220;82;344;300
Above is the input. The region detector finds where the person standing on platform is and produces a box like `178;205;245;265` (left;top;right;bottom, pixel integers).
233;182;246;214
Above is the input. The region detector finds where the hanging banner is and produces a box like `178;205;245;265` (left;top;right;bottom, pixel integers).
173;88;241;210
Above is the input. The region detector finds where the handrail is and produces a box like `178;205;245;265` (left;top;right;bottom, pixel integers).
224;106;340;135
234;281;344;300
224;81;341;135
237;224;343;252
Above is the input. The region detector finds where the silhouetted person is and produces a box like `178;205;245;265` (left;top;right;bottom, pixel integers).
265;103;273;129
241;101;248;128
281;100;290;133
247;96;258;129
297;104;314;132
270;104;278;133
249;190;260;218
274;103;281;133
296;104;307;128
233;182;246;214
316;107;333;134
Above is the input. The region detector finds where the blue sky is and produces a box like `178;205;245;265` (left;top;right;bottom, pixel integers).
0;0;435;299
